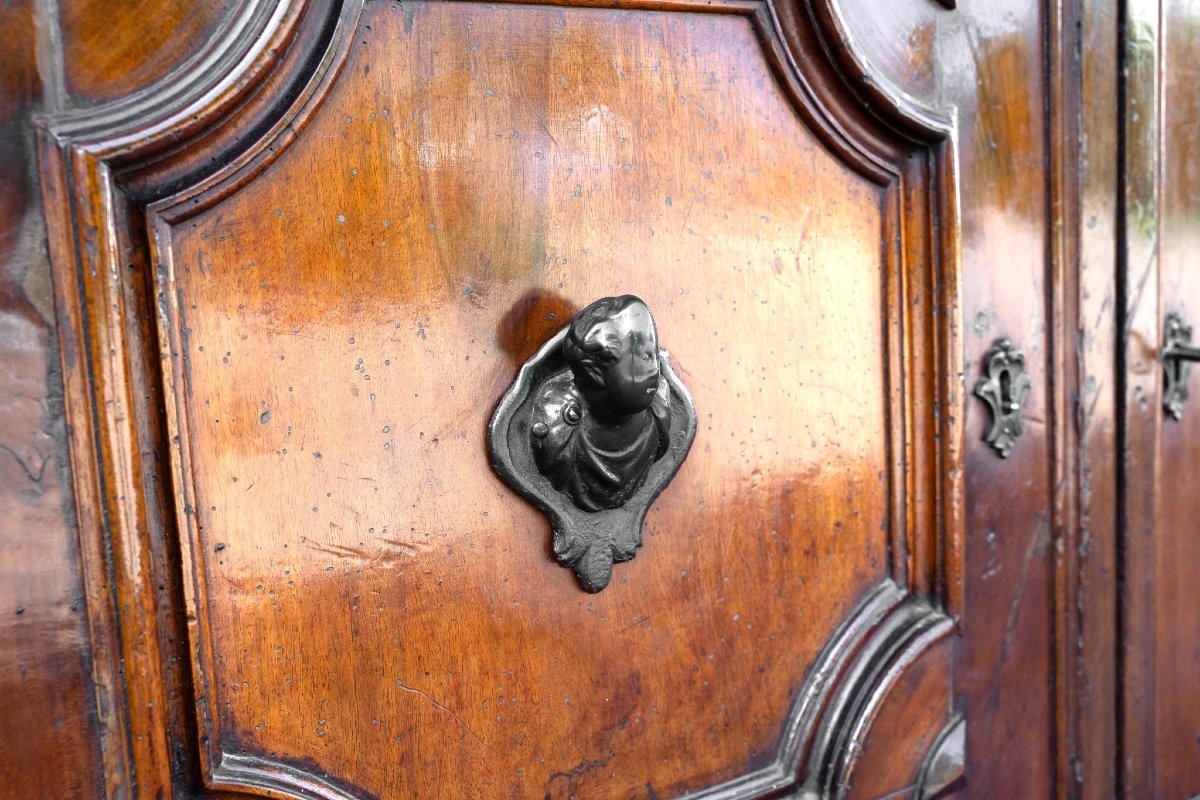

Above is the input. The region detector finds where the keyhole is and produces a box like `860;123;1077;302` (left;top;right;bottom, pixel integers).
1000;368;1020;413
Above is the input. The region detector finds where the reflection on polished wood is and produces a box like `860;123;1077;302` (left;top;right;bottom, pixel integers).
36;0;962;796
6;0;1200;797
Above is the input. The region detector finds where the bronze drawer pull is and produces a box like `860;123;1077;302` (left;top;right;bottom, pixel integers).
489;295;697;592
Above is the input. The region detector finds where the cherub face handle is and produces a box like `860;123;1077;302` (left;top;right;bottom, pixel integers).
576;299;662;416
537;296;672;511
487;294;698;592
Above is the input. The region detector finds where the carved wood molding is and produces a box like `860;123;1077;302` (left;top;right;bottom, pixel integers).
691;582;953;800
37;2;361;797
37;0;963;797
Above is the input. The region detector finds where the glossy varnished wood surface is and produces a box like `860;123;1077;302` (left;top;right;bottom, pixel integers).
8;0;1200;797
843;3;1060;796
1055;3;1120;798
33;0;966;795
0;1;280;796
944;8;1054;796
1152;4;1200;794
153;4;910;796
1122;1;1200;796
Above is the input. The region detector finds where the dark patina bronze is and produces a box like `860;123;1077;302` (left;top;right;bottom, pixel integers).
974;337;1031;458
1161;312;1200;420
489;295;697;592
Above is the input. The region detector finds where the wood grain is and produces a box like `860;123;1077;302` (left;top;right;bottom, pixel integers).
1049;1;1120;796
19;0;1200;797
842;638;953;800
1152;5;1200;794
60;0;236;102
38;0;962;796
1121;2;1200;797
156;4;925;796
841;2;1060;796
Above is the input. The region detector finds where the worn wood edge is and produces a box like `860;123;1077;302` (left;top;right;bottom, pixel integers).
39;0;300;161
1044;0;1122;796
149;0;922;226
933;139;965;619
34;131;138;800
151;215;220;787
1117;0;1164;795
148;3;360;221
148;17;363;800
211;754;372;800
881;183;909;603
752;3;896;185
1049;0;1121;796
674;581;902;799
1046;2;1081;793
670;581;951;799
804;0;956;142
34;134;189;798
449;0;761;11
885;148;964;620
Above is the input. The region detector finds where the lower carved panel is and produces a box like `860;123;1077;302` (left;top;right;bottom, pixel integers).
211;581;954;800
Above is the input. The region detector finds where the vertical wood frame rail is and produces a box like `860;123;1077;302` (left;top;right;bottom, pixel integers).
36;0;963;797
1044;0;1122;796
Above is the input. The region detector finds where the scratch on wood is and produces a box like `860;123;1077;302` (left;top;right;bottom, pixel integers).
984;517;1049;732
394;679;497;754
545;751;616;797
0;443;51;484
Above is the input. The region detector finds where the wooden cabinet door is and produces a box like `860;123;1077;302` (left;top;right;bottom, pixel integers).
1120;0;1200;795
38;2;965;796
20;0;1181;798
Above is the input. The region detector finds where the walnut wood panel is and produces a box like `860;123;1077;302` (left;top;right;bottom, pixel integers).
165;7;893;792
1051;1;1120;797
1153;4;1200;794
841;3;1063;797
38;0;962;797
1122;1;1200;797
0;1;104;798
36;4;359;797
21;0;1200;798
949;7;1055;791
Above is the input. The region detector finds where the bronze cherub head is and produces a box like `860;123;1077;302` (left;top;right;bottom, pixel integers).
488;294;696;592
531;296;672;512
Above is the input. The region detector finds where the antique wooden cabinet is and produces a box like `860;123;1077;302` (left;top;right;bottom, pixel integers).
2;0;1199;798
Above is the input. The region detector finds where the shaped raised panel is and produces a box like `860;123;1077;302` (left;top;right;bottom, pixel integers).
39;0;962;797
